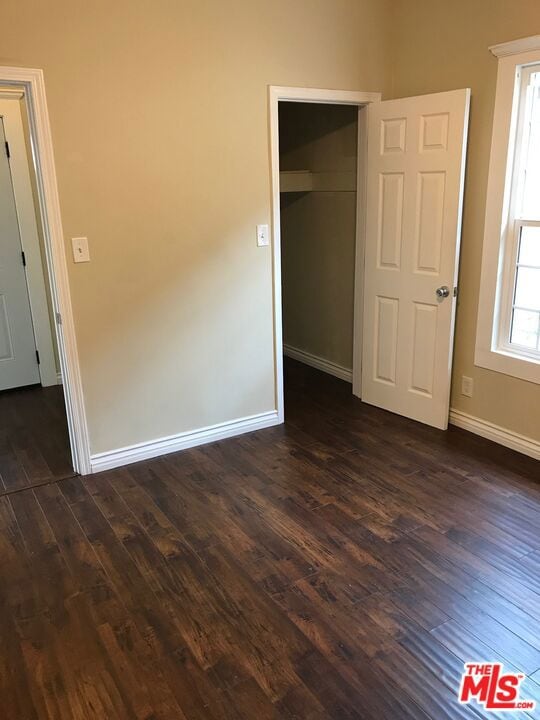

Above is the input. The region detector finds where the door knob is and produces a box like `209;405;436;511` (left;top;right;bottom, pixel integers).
436;285;450;299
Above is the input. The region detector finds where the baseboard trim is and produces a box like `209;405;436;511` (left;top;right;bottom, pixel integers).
90;410;281;473
284;344;352;383
449;408;540;461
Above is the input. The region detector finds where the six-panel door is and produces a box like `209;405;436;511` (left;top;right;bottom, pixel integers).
361;89;470;429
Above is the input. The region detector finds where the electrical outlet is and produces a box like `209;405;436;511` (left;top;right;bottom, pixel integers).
461;376;474;397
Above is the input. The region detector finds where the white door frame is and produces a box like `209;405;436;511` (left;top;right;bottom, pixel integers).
0;67;91;475
269;86;381;421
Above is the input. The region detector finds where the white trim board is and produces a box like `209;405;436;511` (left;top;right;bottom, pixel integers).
284;344;352;383
490;35;540;58
449;409;540;461
271;86;380;105
0;66;91;474
90;410;280;473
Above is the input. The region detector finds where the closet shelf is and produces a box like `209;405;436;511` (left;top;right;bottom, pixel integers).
279;170;313;193
280;170;356;194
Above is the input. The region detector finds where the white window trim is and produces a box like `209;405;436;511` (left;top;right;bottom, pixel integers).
475;36;540;384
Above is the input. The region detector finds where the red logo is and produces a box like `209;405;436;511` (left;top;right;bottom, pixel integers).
459;663;536;711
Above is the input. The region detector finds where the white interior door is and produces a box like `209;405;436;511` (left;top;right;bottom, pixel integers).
361;89;470;429
0;118;40;391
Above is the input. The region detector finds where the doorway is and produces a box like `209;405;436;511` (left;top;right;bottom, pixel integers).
270;86;470;430
0;94;58;392
269;87;378;420
278;100;360;398
0;67;92;483
0;91;74;491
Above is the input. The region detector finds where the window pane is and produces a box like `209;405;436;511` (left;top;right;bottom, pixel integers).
511;308;540;349
518;226;540;267
514;266;540;310
521;72;540;220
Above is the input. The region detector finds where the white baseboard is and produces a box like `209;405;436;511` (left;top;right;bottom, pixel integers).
284;344;352;383
449;408;540;461
90;410;281;473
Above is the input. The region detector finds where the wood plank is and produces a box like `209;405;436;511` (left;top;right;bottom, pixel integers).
0;358;538;718
0;385;73;495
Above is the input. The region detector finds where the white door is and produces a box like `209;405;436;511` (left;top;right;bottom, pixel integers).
0;118;40;391
361;89;470;429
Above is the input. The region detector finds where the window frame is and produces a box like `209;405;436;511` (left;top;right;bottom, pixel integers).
475;36;540;384
502;220;540;358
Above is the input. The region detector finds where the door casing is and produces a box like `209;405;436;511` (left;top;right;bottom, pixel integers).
269;86;381;422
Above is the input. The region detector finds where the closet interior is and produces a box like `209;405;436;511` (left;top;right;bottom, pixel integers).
279;101;359;385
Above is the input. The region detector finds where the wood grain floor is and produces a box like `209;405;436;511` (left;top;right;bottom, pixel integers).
0;384;74;495
1;358;540;719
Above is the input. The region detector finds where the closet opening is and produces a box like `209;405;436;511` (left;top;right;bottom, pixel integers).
276;98;363;410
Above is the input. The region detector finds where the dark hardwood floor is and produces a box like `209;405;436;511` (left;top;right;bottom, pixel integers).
0;384;74;495
1;358;540;718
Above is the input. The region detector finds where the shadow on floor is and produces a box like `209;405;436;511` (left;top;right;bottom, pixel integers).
0;383;75;496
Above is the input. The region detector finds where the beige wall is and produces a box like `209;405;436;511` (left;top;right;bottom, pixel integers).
393;0;540;442
280;103;357;369
5;0;535;454
0;0;393;454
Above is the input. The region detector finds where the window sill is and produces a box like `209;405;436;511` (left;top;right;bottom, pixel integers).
475;345;540;385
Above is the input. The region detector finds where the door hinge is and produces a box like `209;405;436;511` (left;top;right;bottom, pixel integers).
55;311;62;325
5;141;10;159
35;350;40;365
21;251;26;267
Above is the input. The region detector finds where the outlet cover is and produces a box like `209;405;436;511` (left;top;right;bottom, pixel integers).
461;376;474;397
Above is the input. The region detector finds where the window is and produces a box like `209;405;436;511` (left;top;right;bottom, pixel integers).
503;65;540;357
476;37;540;384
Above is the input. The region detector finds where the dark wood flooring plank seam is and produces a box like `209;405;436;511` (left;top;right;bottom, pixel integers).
0;472;78;499
410;530;540;629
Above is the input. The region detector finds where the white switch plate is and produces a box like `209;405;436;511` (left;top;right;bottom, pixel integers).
72;237;90;263
461;376;474;397
257;224;269;247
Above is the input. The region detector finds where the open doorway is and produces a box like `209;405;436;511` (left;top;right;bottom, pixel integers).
279;101;359;397
269;87;379;419
270;86;470;431
0;89;73;491
0;67;92;477
279;102;358;399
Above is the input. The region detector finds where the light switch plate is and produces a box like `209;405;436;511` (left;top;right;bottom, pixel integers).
257;224;269;247
72;237;90;263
